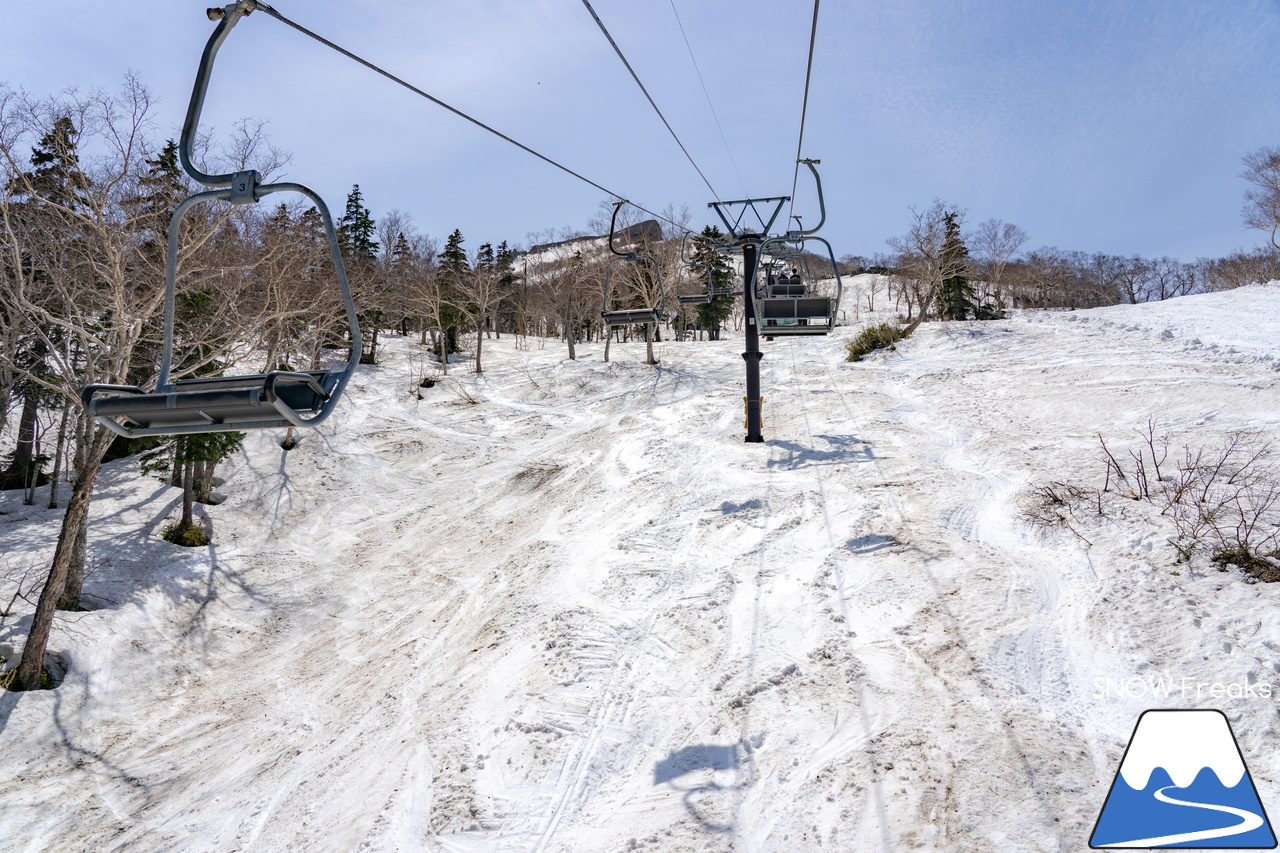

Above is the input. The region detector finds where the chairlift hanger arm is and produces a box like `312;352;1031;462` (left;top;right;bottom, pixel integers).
182;2;263;187
607;199;633;259
785;159;826;238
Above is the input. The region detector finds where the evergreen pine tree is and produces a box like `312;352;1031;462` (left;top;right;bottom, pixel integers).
441;228;470;274
129;139;186;247
15;116;90;208
938;212;975;320
436;229;469;357
495;241;518;287
337;184;379;261
1;116;92;492
693;226;734;340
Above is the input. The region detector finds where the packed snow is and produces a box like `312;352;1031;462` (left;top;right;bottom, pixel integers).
1;280;1278;852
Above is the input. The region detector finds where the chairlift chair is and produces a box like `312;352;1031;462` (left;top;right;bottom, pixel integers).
676;233;710;305
600;200;667;326
762;249;811;298
741;159;844;337
676;232;740;305
81;2;361;438
755;234;843;337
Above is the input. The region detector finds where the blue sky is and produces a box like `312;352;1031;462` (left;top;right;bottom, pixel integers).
4;0;1280;261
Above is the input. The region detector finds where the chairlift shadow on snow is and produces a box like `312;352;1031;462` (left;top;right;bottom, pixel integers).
766;434;875;470
719;498;764;515
845;533;904;555
653;740;758;834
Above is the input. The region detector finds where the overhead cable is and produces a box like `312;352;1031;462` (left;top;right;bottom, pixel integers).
248;1;695;236
788;0;822;228
668;0;749;199
579;0;722;203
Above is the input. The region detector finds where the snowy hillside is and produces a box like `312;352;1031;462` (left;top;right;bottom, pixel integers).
1;284;1278;852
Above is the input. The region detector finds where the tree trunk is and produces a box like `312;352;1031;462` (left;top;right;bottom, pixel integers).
12;429;113;691
902;282;940;338
603;327;612;363
2;388;39;489
474;318;484;373
181;459;195;530
645;323;658;365
435;325;449;376
169;436;184;487
47;399;71;509
56;508;88;611
197;460;214;503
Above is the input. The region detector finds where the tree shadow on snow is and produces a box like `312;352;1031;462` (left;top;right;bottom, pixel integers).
50;678;154;803
179;511;276;656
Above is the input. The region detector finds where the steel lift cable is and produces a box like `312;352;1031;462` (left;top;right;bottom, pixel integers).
579;0;723;204
248;1;696;237
787;0;822;227
667;0;749;199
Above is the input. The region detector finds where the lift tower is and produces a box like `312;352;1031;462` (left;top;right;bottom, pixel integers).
707;195;790;443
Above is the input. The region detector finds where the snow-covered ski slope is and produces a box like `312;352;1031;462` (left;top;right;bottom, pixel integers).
1;281;1278;852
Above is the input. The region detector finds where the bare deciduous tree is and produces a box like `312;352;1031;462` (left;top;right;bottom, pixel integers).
970;218;1026;308
1242;146;1280;251
886;200;966;333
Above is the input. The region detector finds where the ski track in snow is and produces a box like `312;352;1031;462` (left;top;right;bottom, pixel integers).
1;282;1279;851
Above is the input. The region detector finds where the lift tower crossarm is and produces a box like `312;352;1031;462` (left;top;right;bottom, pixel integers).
708;195;790;242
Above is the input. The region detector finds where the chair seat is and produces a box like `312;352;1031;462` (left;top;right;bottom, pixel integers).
85;371;338;437
767;283;809;297
758;297;835;336
602;309;662;326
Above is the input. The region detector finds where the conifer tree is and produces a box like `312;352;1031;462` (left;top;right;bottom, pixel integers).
435;229;469;359
337;184;379;262
938;212;975;320
493;240;519;337
337;185;382;361
1;116;91;492
693;226;734;340
129;139;186;248
15;116;90;209
440;228;469;274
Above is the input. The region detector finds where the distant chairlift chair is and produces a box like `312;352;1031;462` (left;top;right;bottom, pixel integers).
600;200;667;326
676;232;738;305
81;2;361;438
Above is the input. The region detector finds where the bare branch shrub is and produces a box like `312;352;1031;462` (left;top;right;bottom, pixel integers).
1098;424;1280;578
1017;481;1097;546
1023;424;1280;580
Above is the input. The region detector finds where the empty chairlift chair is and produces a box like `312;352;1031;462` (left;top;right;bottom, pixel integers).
81;2;361;438
600;200;667;326
676;232;739;305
